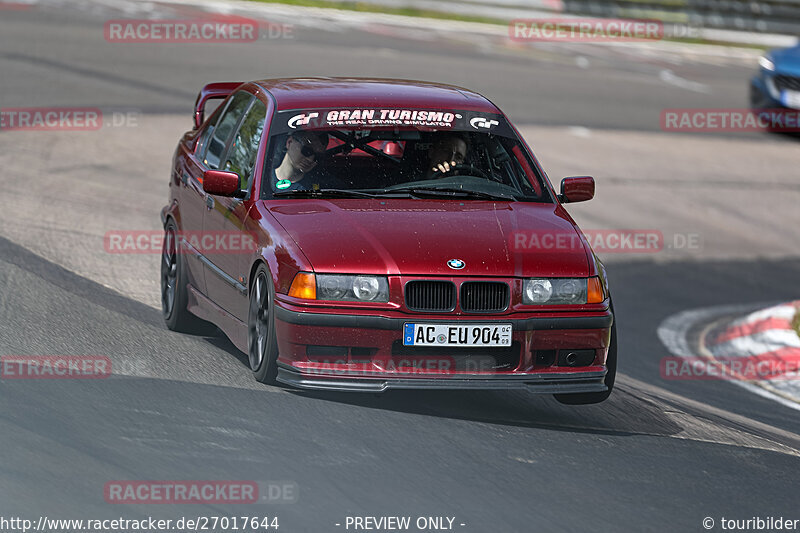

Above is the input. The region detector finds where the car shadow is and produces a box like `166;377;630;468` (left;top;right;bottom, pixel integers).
195;332;681;439
193;307;678;439
285;385;684;439
204;333;251;368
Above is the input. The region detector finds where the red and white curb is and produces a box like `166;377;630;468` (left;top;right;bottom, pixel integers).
707;301;800;359
658;302;800;411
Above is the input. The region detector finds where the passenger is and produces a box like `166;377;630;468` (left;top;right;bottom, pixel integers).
426;133;468;179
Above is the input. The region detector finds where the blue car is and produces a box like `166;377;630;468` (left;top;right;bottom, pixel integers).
751;44;800;111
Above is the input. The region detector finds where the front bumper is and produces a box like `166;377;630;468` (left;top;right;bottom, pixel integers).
277;364;607;392
273;305;613;393
750;74;784;108
751;72;800;110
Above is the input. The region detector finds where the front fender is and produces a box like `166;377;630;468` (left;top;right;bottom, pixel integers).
161;200;181;229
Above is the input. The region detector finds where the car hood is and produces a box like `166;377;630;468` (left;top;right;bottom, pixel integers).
770;45;800;76
266;199;590;278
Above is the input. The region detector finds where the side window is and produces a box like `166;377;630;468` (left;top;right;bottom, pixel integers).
222;100;267;193
205;92;253;170
194;103;226;159
195;122;215;159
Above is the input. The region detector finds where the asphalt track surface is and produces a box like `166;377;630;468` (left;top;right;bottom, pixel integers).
1;1;800;532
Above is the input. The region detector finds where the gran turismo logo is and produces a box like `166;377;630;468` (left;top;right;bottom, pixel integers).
447;259;465;269
469;117;499;129
288;112;319;128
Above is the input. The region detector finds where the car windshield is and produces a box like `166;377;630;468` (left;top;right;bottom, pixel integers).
261;108;551;202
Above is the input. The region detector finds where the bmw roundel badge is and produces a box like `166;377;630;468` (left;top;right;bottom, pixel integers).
447;259;465;270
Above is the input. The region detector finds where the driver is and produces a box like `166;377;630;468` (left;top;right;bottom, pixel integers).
426;133;468;179
273;130;341;190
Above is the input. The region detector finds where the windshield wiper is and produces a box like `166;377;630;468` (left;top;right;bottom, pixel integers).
377;186;515;201
273;188;379;199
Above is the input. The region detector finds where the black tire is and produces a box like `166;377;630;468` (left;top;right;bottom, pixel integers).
161;220;210;333
553;314;617;406
248;265;279;384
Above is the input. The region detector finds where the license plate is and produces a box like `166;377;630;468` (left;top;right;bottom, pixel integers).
781;90;800;110
403;323;512;347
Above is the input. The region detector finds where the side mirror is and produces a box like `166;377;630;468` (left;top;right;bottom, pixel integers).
559;176;595;203
203;170;240;197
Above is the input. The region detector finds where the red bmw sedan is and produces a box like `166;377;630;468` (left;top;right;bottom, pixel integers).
161;78;617;404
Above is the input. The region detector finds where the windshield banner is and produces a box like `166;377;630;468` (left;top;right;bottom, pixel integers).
275;108;514;137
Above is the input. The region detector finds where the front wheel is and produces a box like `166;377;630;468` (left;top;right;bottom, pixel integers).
248;265;279;384
553;319;617;405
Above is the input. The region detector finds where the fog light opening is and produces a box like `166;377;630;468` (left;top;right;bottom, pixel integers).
557;349;596;367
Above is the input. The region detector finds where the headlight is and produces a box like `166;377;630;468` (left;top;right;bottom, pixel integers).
522;277;604;305
759;56;775;72
557;278;583;302
524;279;553;304
352;276;381;301
315;274;389;302
317;275;349;299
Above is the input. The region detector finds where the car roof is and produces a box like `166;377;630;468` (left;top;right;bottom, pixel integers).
252;77;502;114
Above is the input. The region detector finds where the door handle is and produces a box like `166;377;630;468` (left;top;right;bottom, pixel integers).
206;195;215;210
